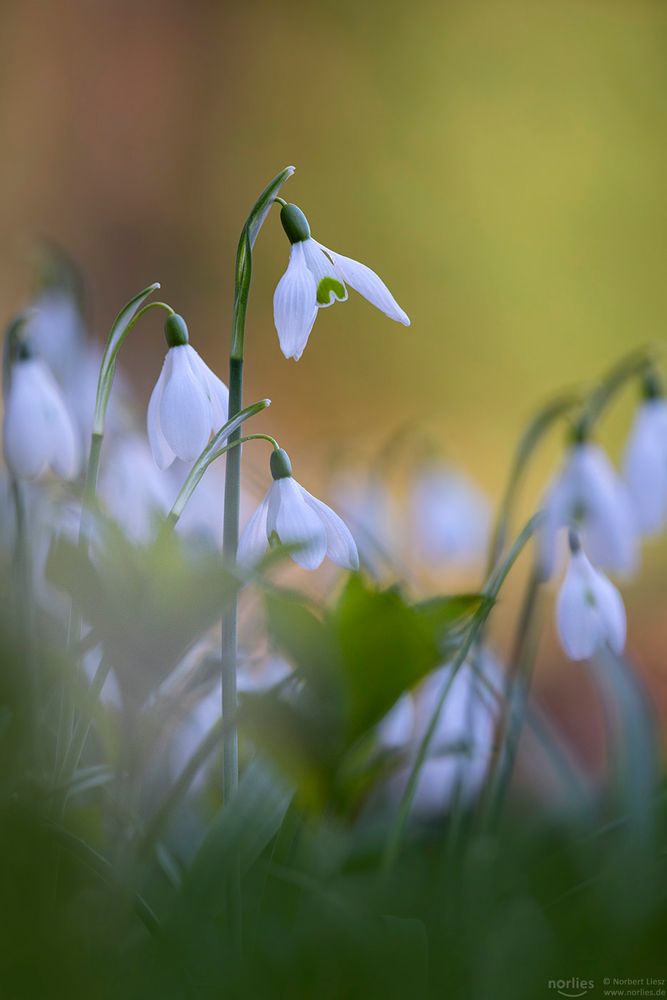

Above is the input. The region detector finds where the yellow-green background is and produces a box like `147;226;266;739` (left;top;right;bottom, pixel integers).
1;0;666;756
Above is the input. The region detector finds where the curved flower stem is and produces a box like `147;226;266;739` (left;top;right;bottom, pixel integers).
220;166;294;946
574;343;661;440
382;514;540;874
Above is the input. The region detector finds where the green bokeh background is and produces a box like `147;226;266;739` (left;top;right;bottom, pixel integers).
1;0;666;754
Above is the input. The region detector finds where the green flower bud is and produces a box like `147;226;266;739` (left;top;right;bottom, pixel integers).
270;447;292;480
164;313;189;348
280;204;311;244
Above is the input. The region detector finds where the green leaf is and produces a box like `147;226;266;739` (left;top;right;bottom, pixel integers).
245;165;295;251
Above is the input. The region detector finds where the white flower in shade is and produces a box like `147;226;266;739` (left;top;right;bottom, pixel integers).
238;448;359;571
147;314;228;470
556;532;626;662
381;652;500;817
273;203;410;360
538;441;637;579
623;395;667;537
330;467;399;575
2;345;80;480
98;432;172;543
409;463;491;571
23;289;85;383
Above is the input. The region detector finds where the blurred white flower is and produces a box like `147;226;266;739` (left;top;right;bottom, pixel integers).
274;203;409;361
23;289;85;383
330;468;399;572
2;346;80;480
99;432;172;543
147;336;229;470
238;448;358;571
623;397;667;537
556;534;626;662
382;654;499;817
539;442;637;579
409;463;491;571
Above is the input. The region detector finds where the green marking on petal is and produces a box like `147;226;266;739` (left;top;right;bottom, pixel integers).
317;277;346;306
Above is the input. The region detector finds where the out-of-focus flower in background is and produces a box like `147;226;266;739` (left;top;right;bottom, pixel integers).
623;392;667;538
555;532;626;662
539;441;637;580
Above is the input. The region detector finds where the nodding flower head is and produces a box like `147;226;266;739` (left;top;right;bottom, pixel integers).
238;447;359;571
556;531;626;661
2;341;80;480
273;203;410;361
147;314;229;469
623;373;667;537
538;439;638;580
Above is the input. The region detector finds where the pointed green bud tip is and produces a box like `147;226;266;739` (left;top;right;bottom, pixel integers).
270;447;292;480
280;203;311;244
642;368;663;400
164;313;189;348
569;420;588;445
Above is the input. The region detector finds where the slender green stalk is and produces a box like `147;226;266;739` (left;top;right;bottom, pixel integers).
382;514;540;873
219;166;294;945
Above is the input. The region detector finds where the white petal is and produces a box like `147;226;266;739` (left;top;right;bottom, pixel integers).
267;478;327;570
323;244;410;325
299;485;359;569
184;346;229;431
273;243;318;360
623;400;667;536
556;553;602;661
592;570;626;654
301;239;347;308
237;492;271;568
147;355;175;469
3;362;51;478
159;346;211;462
41;375;80;478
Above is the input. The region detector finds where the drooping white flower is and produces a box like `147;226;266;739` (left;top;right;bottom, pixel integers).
273;203;410;360
147;314;229;470
2;344;80;480
381;652;500;817
237;448;359;571
330;466;399;574
556;533;626;662
623;396;667;537
98;432;172;543
409;462;491;571
538;441;637;579
23;289;85;383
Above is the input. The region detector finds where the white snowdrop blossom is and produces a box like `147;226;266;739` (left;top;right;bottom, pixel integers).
237;448;359;571
23;289;85;383
2;347;80;480
273;203;410;361
556;535;626;662
409;463;491;571
538;441;637;579
382;652;500;817
623;396;667;537
330;467;399;574
99;433;172;543
147;315;229;470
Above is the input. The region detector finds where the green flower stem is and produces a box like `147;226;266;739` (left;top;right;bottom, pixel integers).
54;655;112;807
481;565;543;826
220;166;294;946
383;514;540;874
575;343;661;440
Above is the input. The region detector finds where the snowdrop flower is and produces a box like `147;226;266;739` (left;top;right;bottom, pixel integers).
538;440;637;579
23;288;85;383
98;432;172;543
330;466;399;573
409;462;491;571
383;652;500;817
147;314;229;469
238;447;359;571
2;343;80;480
623;379;667;537
556;531;626;662
273;202;410;360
